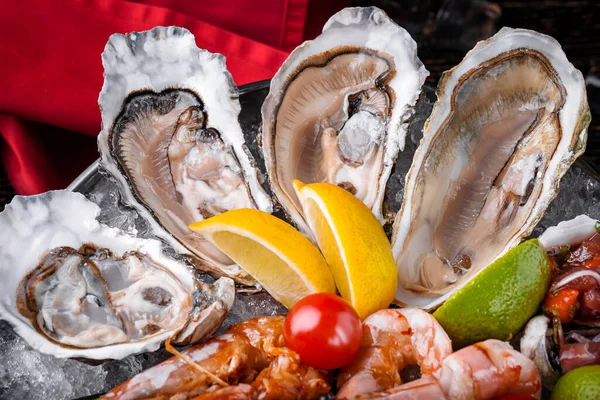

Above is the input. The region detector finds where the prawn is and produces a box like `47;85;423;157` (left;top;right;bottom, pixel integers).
345;339;542;399
336;308;453;399
100;316;331;400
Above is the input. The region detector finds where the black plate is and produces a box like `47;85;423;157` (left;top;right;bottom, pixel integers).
2;80;600;400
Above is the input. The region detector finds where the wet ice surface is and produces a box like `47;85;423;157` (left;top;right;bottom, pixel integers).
0;320;170;400
0;164;287;400
0;84;288;400
533;162;600;235
1;83;599;399
220;292;288;334
384;85;437;218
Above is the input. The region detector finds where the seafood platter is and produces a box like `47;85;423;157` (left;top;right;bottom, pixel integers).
2;6;600;399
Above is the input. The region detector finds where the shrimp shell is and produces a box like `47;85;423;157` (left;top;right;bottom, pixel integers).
355;339;542;400
100;316;331;400
336;308;452;399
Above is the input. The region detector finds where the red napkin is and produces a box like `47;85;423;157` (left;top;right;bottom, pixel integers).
0;0;347;195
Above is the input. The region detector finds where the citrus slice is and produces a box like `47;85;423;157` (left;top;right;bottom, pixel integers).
293;180;397;320
189;208;336;308
433;239;552;348
552;365;600;400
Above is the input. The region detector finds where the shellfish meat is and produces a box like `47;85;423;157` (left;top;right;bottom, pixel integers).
0;191;234;359
392;28;590;310
98;27;272;284
261;7;428;234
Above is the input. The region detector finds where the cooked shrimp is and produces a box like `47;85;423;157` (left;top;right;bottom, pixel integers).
336;308;453;399
352;339;542;399
193;348;332;399
100;316;331;400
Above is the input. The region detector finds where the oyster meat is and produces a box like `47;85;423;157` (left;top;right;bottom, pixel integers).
0;191;234;359
98;27;272;284
261;7;428;234
391;28;590;310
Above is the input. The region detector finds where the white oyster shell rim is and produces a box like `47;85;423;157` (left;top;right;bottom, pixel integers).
538;214;598;249
0;190;220;360
97;26;271;276
261;6;428;234
391;27;589;310
520;314;557;390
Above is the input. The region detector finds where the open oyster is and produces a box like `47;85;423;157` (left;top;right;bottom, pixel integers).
0;191;234;359
261;7;428;234
392;28;590;310
98;27;272;284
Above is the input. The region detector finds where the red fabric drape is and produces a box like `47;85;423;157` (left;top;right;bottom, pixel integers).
125;0;310;51
0;0;347;195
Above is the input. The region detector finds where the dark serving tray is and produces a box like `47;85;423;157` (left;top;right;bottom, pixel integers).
1;80;599;400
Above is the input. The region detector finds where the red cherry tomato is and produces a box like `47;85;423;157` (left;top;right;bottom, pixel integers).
284;293;362;370
493;395;537;400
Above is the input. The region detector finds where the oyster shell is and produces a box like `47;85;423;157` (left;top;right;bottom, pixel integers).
392;28;590;310
98;27;272;284
0;191;234;359
538;214;598;249
261;7;428;234
520;315;559;391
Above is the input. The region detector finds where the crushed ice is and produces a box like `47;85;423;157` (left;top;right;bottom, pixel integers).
1;84;599;399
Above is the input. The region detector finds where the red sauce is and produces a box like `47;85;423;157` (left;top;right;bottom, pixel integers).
544;233;600;325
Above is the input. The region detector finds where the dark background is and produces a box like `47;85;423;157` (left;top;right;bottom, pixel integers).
1;0;598;210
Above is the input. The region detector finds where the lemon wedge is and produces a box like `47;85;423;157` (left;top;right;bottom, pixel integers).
293;180;397;319
188;208;336;308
